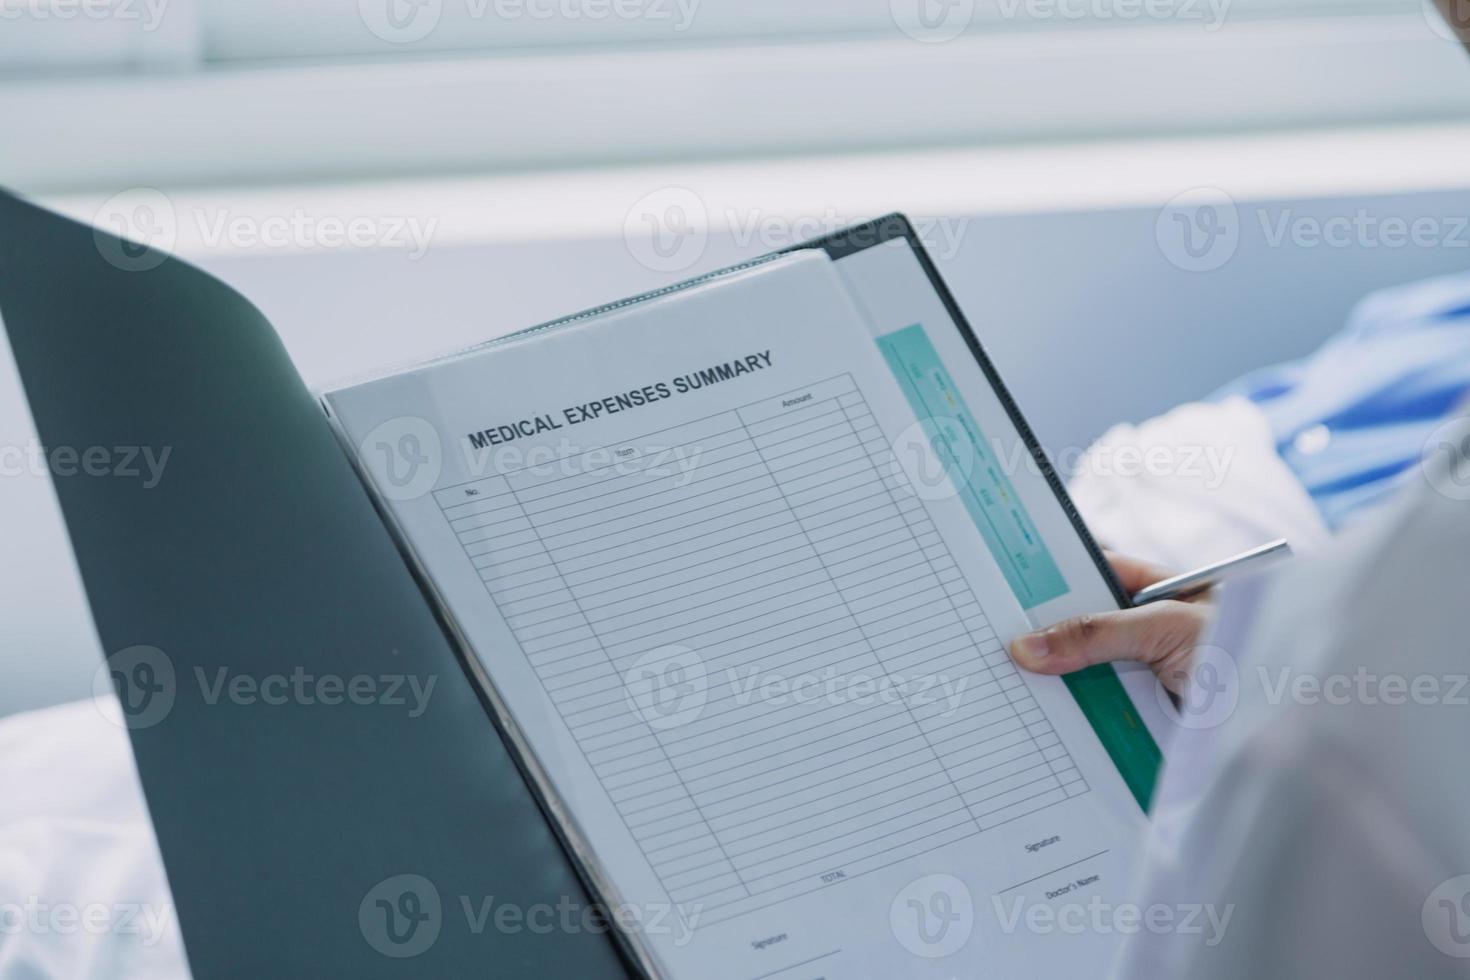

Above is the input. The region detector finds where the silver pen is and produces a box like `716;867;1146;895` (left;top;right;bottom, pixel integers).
1130;539;1294;606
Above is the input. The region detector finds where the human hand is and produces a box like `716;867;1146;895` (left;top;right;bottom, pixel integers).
1008;553;1212;697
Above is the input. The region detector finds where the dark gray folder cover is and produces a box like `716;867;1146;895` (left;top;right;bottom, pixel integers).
0;191;632;978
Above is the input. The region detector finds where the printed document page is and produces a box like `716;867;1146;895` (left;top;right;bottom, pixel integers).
325;251;1150;979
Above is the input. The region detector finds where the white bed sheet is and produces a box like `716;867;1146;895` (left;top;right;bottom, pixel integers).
0;697;188;978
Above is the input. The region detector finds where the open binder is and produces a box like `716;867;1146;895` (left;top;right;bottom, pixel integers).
0;192;1160;979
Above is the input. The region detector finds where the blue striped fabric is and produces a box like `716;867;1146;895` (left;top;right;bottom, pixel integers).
1211;271;1470;530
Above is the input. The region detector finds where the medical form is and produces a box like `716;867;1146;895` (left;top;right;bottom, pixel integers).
324;246;1156;979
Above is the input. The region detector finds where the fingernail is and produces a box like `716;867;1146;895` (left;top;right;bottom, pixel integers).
1014;633;1049;662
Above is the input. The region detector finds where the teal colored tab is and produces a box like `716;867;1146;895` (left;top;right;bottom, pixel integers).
878;323;1070;610
878;324;1159;812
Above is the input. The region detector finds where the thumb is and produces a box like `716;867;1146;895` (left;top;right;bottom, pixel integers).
1009;602;1206;678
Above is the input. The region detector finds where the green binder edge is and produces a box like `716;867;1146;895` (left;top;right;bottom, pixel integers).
788;215;1163;812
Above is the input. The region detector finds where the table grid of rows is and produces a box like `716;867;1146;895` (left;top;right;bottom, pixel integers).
433;374;1087;922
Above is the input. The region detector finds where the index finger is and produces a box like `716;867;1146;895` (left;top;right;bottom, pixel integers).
1103;551;1178;595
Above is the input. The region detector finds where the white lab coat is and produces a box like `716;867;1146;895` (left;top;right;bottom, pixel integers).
1112;414;1470;978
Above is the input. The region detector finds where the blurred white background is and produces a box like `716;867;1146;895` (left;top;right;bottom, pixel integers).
6;0;1470;188
7;0;1470;716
